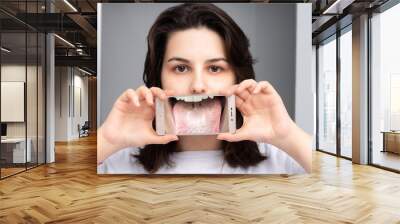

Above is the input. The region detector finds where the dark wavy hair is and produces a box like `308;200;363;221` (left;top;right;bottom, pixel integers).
134;3;267;173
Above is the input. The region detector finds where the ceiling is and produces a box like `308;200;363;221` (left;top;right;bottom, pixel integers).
0;0;393;75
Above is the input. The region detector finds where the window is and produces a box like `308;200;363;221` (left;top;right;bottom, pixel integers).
0;1;47;179
339;28;352;158
370;2;400;171
317;36;337;155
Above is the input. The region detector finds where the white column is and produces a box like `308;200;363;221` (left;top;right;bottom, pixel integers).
45;0;56;163
295;3;315;149
352;14;369;164
46;32;55;163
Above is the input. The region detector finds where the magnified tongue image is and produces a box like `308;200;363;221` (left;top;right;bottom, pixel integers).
172;96;222;135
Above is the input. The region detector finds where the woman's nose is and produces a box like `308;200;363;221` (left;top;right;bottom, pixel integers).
190;72;207;94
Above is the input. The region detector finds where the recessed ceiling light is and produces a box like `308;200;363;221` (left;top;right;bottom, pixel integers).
54;34;75;48
1;47;11;53
78;67;93;76
322;0;354;15
63;0;78;12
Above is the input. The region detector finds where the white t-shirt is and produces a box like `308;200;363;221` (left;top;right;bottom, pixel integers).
97;142;306;175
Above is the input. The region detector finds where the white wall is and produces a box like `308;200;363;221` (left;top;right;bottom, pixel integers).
1;65;26;129
72;72;89;138
55;66;69;141
1;65;40;138
54;67;89;141
1;63;46;164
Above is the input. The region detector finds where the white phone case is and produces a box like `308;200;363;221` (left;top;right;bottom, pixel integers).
155;95;236;136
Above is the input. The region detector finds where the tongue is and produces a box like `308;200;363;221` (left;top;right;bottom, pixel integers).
172;99;221;135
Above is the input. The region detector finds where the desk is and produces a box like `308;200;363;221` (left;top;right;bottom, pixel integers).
381;131;400;154
1;138;31;163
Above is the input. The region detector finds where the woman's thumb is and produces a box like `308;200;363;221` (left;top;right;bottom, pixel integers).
217;133;244;142
151;134;179;145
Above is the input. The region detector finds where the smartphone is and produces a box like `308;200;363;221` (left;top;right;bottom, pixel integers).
155;95;236;136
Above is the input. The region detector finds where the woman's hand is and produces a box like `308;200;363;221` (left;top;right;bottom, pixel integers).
97;86;178;164
217;79;294;144
217;79;312;172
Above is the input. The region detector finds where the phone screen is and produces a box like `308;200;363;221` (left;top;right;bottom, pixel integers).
156;95;236;135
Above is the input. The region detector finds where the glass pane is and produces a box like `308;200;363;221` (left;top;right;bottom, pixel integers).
340;29;352;158
25;0;38;169
0;1;46;179
318;37;337;154
371;3;400;171
27;31;38;169
1;31;27;177
38;32;45;165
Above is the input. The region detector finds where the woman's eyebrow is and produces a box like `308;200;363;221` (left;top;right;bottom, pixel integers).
166;57;228;63
206;58;228;63
167;57;190;63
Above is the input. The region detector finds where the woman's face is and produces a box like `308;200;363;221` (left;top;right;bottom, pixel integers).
161;27;235;95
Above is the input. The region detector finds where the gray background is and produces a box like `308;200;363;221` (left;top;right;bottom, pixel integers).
98;3;313;136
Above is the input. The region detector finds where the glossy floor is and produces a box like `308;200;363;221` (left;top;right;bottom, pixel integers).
0;135;399;223
372;150;400;171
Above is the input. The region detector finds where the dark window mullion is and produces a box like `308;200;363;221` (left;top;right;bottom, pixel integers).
336;29;341;157
36;0;39;167
24;0;28;171
367;11;373;165
316;45;320;151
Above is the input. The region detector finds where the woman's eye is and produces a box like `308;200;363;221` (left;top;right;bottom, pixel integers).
209;65;223;73
174;65;189;73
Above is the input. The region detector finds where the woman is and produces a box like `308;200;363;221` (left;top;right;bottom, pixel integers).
97;3;312;174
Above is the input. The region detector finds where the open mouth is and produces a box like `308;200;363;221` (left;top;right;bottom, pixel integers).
169;95;225;135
